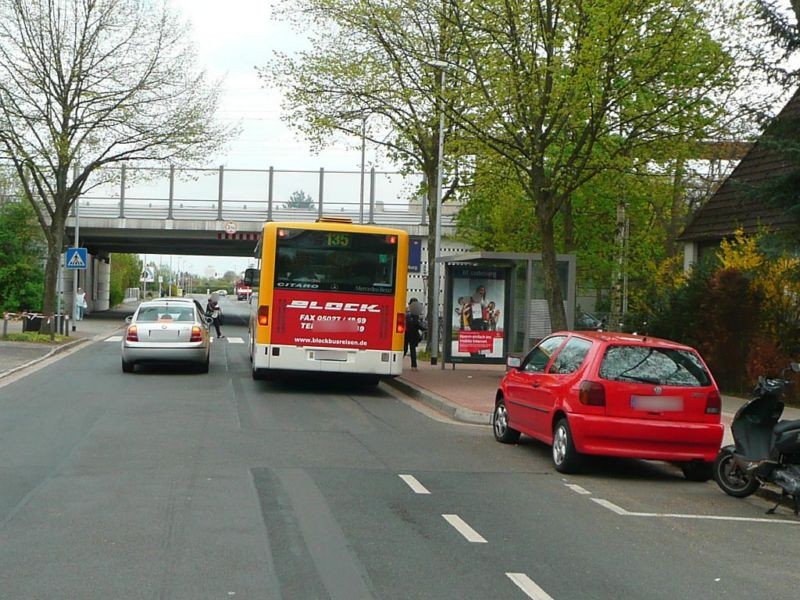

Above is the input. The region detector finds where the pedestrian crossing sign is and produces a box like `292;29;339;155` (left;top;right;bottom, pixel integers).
66;247;88;270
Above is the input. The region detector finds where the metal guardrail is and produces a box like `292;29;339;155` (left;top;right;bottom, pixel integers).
67;164;464;227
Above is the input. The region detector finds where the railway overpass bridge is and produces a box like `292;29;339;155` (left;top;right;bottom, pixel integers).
61;164;464;311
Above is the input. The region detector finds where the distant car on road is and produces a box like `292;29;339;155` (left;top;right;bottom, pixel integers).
121;297;212;373
234;280;252;301
493;330;723;481
214;289;228;297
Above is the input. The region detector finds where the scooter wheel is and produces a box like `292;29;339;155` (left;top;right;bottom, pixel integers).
713;447;760;498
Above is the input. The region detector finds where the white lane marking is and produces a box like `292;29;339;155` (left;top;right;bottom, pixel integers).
442;514;487;543
591;497;800;524
227;337;245;344
564;483;591;495
591;498;629;515
398;474;430;495
105;336;123;342
506;573;555;600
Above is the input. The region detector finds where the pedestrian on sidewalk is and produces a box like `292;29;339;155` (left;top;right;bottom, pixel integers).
404;298;425;371
75;288;88;321
206;293;224;339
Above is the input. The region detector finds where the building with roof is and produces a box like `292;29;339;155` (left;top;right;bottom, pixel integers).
679;88;800;268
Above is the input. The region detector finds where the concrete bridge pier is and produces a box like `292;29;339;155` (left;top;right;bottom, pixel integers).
94;255;111;311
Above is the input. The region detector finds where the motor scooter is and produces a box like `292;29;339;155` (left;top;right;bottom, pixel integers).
713;362;800;514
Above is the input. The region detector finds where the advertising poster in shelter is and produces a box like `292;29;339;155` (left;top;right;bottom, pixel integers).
445;266;509;363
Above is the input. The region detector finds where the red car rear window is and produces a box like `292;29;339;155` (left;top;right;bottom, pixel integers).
598;345;711;387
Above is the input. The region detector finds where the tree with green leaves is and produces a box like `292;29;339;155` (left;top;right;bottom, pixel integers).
108;253;141;308
441;0;752;330
0;0;230;328
261;0;464;338
0;200;45;312
284;190;315;210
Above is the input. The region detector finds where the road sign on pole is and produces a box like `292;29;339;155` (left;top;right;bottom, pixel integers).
140;267;155;283
224;221;237;235
66;247;88;270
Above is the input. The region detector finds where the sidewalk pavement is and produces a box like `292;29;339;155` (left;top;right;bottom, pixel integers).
0;308;134;379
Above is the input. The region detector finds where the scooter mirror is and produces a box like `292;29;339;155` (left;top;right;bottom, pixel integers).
791;362;800;373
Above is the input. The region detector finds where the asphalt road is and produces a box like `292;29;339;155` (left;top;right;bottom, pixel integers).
0;296;798;599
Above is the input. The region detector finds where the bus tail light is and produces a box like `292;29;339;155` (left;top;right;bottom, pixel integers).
126;325;138;342
396;312;406;334
190;326;203;342
258;305;270;326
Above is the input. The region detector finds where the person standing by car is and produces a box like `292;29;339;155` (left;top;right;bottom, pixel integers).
404;298;425;371
206;293;224;339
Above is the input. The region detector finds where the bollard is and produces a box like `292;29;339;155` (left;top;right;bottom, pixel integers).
64;316;70;337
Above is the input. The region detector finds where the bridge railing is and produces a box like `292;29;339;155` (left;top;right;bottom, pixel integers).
70;165;464;227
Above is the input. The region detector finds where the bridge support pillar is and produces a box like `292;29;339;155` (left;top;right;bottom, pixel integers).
95;254;111;311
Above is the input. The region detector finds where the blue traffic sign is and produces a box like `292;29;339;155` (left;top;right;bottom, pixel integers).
66;247;88;270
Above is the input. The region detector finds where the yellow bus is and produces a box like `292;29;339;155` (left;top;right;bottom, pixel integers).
245;219;409;381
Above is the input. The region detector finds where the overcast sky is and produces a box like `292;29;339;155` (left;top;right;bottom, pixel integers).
145;0;388;278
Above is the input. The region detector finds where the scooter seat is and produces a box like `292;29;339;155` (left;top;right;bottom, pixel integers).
774;420;800;435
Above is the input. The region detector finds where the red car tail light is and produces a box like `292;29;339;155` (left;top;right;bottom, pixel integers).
705;389;722;414
126;325;138;342
579;381;606;406
190;326;203;342
396;312;406;334
257;305;269;326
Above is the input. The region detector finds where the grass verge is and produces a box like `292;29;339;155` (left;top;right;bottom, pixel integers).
1;332;70;344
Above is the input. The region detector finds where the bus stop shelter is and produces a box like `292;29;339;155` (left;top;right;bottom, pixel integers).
436;251;576;364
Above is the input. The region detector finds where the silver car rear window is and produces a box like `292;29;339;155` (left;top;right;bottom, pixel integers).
599;345;711;387
137;306;196;322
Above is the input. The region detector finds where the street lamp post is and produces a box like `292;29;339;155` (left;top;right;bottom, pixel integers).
429;60;448;366
71;194;80;331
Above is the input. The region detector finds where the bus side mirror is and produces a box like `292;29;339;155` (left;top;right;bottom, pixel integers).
244;268;260;287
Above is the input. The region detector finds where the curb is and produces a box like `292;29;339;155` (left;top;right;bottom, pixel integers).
0;324;124;381
383;377;491;425
0;336;90;380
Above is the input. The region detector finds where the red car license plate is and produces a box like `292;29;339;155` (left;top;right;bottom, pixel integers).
631;395;683;411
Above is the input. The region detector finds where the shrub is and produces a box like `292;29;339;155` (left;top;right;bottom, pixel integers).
698;268;761;393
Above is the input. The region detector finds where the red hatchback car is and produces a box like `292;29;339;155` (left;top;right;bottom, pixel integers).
493;331;724;481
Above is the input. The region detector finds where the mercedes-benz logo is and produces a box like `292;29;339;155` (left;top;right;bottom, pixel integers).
654;386;663;395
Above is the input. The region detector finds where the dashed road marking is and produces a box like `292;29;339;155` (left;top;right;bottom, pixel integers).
399;474;430;495
506;573;555;600
442;514;487;543
591;497;800;524
104;336;123;342
564;483;591;495
227;337;245;344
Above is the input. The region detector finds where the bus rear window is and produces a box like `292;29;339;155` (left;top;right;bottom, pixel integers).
274;229;397;294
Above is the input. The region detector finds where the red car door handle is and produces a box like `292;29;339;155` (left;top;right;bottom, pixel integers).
531;382;540;388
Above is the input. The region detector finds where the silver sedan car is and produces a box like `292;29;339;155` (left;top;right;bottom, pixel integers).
121;298;212;373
